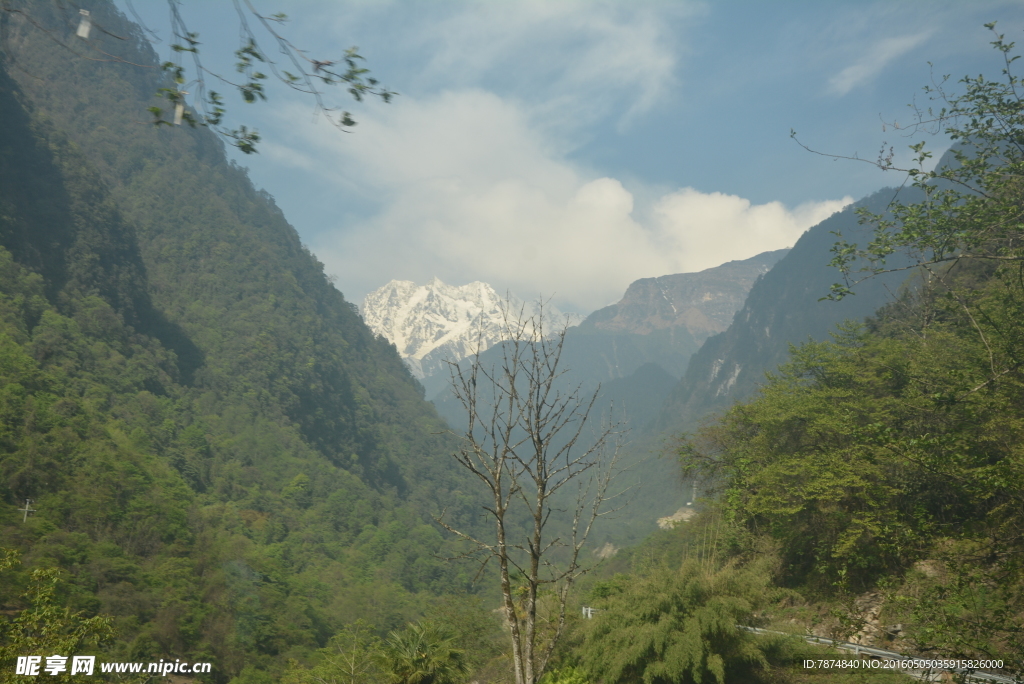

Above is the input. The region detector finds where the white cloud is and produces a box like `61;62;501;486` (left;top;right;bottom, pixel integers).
335;89;577;193
828;32;932;96
247;2;867;314
651;189;852;273
286;90;850;313
326;0;695;135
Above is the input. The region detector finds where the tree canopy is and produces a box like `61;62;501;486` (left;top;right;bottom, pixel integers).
684;26;1024;670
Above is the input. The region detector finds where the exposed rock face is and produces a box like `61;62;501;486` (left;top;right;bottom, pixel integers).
656;507;696;529
563;249;790;382
579;250;789;339
850;591;885;646
362;278;581;379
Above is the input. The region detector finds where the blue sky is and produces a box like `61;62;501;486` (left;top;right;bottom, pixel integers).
122;1;1024;313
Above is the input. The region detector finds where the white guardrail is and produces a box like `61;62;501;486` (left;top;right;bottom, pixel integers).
736;625;1019;684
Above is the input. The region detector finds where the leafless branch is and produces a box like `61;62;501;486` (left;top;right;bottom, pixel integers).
437;296;627;684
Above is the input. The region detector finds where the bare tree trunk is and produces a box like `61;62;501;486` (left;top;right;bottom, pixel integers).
437;299;627;684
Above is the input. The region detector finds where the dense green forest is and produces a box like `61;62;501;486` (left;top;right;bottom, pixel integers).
0;2;496;681
1;2;1023;684
665;30;1024;679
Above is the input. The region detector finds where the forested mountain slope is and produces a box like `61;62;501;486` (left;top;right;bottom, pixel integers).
554;191;920;541
569;48;1024;678
656;186;921;436
0;1;484;680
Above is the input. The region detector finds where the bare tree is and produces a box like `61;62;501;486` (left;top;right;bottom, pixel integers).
437;300;624;684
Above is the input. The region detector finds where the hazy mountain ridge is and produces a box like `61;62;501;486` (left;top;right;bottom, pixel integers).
578;249;788;338
426;250;793;544
564;250;790;383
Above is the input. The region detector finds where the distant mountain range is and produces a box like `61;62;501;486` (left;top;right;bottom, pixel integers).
362;194;921;546
611;186;922;541
418;189;928;544
362;278;582;380
420;249;791;544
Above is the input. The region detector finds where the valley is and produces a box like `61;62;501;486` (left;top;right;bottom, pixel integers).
0;2;1021;684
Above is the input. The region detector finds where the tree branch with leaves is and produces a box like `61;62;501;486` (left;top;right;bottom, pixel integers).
0;0;393;154
790;23;1024;303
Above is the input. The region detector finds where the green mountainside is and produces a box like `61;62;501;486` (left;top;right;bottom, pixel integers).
0;1;488;679
655;186;921;438
561;53;1024;677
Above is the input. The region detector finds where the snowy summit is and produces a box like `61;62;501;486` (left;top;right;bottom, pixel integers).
362;278;580;379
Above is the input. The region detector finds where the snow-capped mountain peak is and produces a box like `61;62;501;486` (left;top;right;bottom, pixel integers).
362;278;581;379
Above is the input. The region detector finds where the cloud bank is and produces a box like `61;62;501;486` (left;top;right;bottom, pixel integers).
281;90;850;313
225;1;1024;315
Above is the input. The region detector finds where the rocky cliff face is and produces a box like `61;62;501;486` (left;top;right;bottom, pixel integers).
579;250;788;335
362;278;581;379
564;249;790;382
